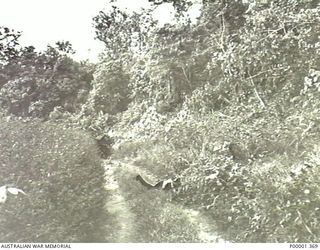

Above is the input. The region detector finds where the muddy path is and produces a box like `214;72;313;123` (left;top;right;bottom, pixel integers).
103;159;227;243
104;161;136;242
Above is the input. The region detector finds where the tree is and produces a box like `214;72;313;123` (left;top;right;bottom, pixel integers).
148;0;193;14
85;60;130;115
0;26;21;64
93;5;157;60
0;32;93;118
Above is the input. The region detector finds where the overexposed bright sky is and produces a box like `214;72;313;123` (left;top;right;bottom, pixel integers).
0;0;170;61
0;0;200;62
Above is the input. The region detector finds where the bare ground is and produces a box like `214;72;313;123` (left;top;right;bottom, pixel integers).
103;159;227;243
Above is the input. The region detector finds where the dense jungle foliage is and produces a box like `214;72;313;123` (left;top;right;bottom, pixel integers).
1;0;320;242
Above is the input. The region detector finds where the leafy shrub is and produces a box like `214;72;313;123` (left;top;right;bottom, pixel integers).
0;118;107;242
87;61;130;115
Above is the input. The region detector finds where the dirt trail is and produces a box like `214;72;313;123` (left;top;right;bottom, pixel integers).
184;208;226;243
104;159;227;243
104;160;136;242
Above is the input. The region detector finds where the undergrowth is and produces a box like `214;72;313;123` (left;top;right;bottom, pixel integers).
0;118;108;242
115;168;200;242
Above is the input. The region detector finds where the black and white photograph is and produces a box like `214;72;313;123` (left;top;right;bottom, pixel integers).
0;0;320;246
